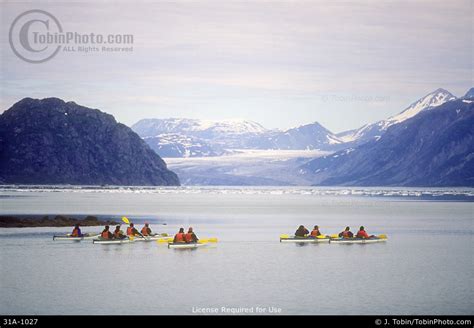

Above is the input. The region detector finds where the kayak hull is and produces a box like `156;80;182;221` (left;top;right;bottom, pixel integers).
92;238;134;245
280;237;330;243
53;234;100;241
132;235;171;242
330;238;387;244
168;242;207;249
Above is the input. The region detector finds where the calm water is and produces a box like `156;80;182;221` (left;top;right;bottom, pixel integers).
0;187;473;315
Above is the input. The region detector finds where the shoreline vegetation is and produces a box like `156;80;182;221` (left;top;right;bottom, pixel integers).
0;215;118;228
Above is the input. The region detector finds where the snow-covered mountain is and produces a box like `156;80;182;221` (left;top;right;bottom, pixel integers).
132;88;461;159
463;88;474;100
133;118;267;137
133;118;342;156
337;88;456;144
143;133;221;158
247;122;343;150
132;118;269;152
301;98;474;186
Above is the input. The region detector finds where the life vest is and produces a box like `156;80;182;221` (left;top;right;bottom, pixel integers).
175;233;185;242
342;231;352;238
184;233;194;243
357;230;369;239
101;231;110;239
141;227;149;236
127;227;133;236
310;229;320;237
114;230;122;238
71;228;80;237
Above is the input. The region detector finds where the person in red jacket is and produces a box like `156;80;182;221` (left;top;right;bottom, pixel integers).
356;226;374;239
173;228;186;243
126;223;141;237
101;225;113;239
113;225;126;239
338;226;354;239
141;223;154;236
184;227;198;243
310;225;321;237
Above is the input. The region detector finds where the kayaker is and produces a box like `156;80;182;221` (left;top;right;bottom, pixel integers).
126;223;141;237
113;225;126;239
184;227;198;243
141;223;153;236
71;224;83;237
356;226;374;239
173;228;186;243
295;225;309;238
310;225;321;237
338;226;354;239
101;225;113;239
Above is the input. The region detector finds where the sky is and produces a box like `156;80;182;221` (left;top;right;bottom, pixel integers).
1;0;472;133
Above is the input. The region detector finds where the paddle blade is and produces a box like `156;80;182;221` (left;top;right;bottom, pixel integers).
156;238;172;243
329;234;339;239
316;235;327;239
198;237;218;244
378;234;387;239
280;234;289;239
122;216;130;224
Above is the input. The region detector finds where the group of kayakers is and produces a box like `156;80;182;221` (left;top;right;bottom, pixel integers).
173;227;199;244
72;222;200;243
295;225;375;239
99;222;155;240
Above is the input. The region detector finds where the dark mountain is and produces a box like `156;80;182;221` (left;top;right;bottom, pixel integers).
0;98;180;185
301;99;474;186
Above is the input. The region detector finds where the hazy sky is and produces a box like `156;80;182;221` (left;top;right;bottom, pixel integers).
1;0;472;133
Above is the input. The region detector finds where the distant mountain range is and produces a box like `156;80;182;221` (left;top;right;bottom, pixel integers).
0;98;180;186
134;87;473;187
133;88;462;157
300;96;474;186
1;87;472;187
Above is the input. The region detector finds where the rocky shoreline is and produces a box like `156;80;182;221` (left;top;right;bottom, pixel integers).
0;215;119;228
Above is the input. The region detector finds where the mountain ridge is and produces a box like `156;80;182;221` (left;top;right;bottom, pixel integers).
0;98;180;186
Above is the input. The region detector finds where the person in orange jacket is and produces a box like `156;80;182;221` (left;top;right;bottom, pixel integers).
310;225;321;237
101;225;113;239
71;224;83;237
184;227;199;243
141;223;153;236
113;225;126;239
173;228;186;243
126;223;141;237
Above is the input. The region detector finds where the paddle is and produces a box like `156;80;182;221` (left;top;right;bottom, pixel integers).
197;238;218;244
157;237;218;244
121;216;146;241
